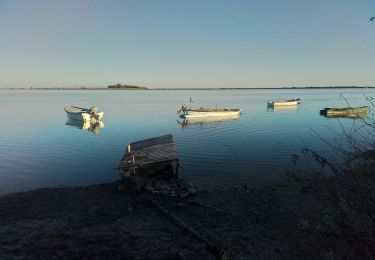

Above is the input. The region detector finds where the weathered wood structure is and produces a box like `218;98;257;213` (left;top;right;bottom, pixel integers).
320;106;370;118
118;134;181;179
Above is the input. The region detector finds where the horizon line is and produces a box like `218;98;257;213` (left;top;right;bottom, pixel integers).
1;86;375;90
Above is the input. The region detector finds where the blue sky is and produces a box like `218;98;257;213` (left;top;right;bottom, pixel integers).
0;0;374;88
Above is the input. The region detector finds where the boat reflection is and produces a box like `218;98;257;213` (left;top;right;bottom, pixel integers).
177;114;240;128
320;112;369;119
65;118;105;134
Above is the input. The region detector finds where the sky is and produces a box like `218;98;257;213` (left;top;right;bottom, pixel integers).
0;0;374;89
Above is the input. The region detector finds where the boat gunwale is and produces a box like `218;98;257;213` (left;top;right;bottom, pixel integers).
268;98;300;103
185;108;241;113
64;105;91;114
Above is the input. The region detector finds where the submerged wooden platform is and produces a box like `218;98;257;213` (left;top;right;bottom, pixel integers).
118;134;179;177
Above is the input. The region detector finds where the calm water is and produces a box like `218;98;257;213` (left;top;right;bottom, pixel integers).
0;89;373;195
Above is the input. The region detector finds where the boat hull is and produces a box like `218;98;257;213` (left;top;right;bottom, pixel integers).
274;101;299;106
186;114;240;122
267;99;300;107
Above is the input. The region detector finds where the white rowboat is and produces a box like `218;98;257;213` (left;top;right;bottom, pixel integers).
177;106;241;118
64;105;104;122
267;98;300;107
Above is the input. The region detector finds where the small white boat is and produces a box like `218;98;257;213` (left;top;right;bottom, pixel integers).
177;105;241;118
267;98;300;107
64;105;104;122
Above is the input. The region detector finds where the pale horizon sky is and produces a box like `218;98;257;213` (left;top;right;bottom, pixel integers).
0;0;374;89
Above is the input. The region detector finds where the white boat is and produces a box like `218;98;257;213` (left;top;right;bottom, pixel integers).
64;105;104;122
267;98;300;107
177;105;241;118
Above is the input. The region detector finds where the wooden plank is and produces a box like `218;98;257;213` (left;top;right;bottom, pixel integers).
118;134;179;174
129;134;173;151
124;143;176;164
134;143;176;165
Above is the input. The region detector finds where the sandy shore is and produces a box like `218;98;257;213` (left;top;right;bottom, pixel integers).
0;172;374;259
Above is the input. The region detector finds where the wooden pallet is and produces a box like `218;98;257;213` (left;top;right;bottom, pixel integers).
118;134;180;176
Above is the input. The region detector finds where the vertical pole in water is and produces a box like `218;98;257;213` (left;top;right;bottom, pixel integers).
132;153;135;175
175;160;179;180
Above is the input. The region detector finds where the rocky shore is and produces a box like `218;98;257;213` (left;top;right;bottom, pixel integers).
1;166;374;259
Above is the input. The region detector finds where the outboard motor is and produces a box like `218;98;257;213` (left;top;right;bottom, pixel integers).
89;106;100;121
90;106;99;115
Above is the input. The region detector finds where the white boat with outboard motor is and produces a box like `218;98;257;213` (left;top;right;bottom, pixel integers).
267;98;300;107
177;105;241;118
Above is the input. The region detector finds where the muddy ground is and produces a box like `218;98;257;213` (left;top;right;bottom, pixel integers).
0;172;374;259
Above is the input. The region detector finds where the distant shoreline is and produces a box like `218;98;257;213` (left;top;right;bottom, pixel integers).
1;86;375;90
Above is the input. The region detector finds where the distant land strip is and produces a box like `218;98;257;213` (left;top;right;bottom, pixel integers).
1;86;375;90
153;86;375;90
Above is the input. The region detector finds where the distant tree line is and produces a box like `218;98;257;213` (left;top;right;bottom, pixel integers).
107;83;147;90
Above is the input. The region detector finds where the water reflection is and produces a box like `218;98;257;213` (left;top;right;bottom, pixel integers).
267;105;298;112
177;114;240;128
65;119;105;134
3;89;375;194
320;112;369;119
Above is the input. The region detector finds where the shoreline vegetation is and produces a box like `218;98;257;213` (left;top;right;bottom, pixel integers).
1;156;374;259
1;86;375;90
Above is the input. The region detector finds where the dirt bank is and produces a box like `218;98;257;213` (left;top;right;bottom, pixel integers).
1;170;374;259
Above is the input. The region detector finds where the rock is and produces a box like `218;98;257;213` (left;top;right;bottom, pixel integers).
118;184;126;192
155;181;170;190
168;183;177;190
121;177;195;197
168;191;177;197
144;184;155;193
179;192;190;198
159;183;172;191
160;189;172;195
179;181;193;189
187;187;198;194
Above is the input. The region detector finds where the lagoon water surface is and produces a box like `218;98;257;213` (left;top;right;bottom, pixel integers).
0;89;373;194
